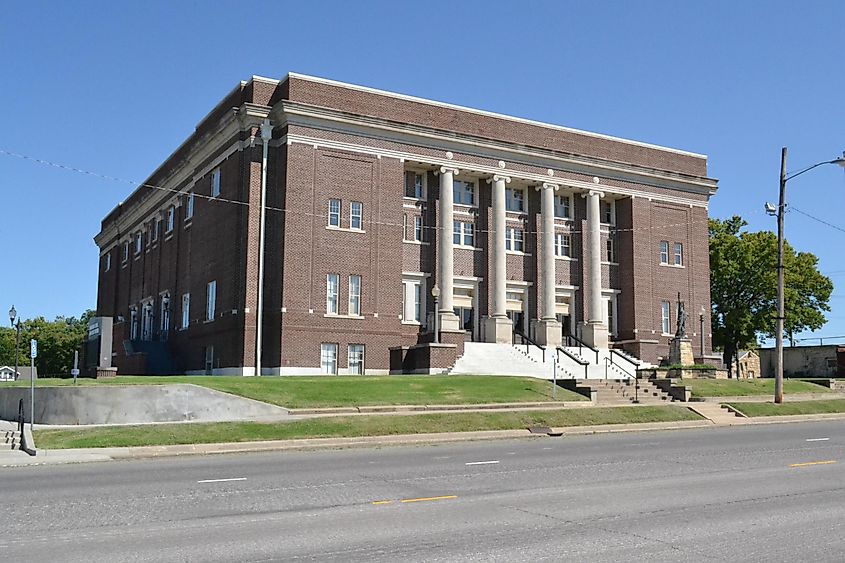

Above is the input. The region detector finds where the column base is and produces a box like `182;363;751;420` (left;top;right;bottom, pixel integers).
438;311;461;332
483;316;513;344
669;337;695;366
534;319;562;348
582;322;609;349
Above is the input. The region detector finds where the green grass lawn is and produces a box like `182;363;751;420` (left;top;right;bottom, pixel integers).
33;406;702;449
6;375;586;408
683;379;831;398
723;399;845;417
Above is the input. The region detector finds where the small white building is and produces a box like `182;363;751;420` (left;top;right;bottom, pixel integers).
0;366;37;381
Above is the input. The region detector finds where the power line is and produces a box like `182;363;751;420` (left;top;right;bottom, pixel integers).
790;206;845;235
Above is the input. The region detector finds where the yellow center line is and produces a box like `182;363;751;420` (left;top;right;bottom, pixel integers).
400;495;457;503
789;460;837;468
371;500;393;505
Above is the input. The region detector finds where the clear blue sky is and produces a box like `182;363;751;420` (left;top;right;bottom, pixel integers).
2;1;843;344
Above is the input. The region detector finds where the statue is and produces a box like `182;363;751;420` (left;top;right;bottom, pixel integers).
675;292;688;339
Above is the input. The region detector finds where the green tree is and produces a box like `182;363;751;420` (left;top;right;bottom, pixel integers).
0;310;95;376
709;216;832;375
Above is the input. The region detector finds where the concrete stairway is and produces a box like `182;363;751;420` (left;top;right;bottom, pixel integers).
2;421;21;451
448;343;553;377
579;379;675;406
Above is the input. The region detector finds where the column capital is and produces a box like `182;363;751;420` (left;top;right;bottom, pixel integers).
538;182;559;191
581;189;605;199
487;174;511;184
438;166;459;176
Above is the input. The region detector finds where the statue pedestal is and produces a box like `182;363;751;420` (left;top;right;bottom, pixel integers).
669;337;694;366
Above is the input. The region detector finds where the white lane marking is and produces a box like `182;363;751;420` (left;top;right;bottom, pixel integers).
806;438;830;442
465;460;500;466
542;447;553;450
197;477;247;484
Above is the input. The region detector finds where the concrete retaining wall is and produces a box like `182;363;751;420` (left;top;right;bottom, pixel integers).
0;384;290;425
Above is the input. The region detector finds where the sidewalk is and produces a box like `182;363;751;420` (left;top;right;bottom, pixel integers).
5;410;845;468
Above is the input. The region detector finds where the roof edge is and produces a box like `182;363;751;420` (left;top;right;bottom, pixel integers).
285;72;708;160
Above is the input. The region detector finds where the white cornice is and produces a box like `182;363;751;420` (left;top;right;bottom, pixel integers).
286;72;707;159
279;103;717;196
95;108;270;248
283;133;709;209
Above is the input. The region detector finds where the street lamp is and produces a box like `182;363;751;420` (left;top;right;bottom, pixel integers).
766;148;845;404
431;284;441;344
8;305;22;382
699;306;706;363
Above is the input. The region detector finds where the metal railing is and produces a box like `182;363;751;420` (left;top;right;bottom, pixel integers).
608;349;638;379
513;329;546;363
564;334;600;364
17;398;24;436
557;346;589;379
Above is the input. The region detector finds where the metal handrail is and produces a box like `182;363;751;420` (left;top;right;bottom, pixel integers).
608;349;638;379
604;358;639;401
17;398;24;435
513;329;545;363
557;346;589;379
565;334;599;364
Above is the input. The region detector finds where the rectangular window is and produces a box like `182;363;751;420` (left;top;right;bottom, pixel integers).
607;298;615;335
661;301;671;334
320;343;338;375
166;207;175;233
326;273;339;315
554;194;572;219
404;171;425;199
349;275;361;316
506;227;524;252
674;242;683;266
660;241;669;264
104;252;111;272
402;280;423;323
555;233;571;257
414;216;423;242
151;219;160;242
206;281;217;321
505;187;525;212
454;307;474;332
123;241;129;262
181;293;190;329
350;201;363;230
211;168;221;197
348;344;365;375
453;221;474;247
606;238;616;262
328;199;341;227
130;308;138;340
135;232;143;254
601;200;615;225
185;192;194;220
453;180;475;206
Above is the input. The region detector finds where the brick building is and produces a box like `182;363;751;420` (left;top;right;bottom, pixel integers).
94;73;718;375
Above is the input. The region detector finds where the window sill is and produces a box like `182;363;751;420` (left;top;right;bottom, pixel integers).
506;209;527;215
401;320;422;326
326;226;367;234
403;196;426;203
203;319;215;324
506;250;531;256
660;263;685;269
324;314;365;320
454;245;481;251
554;217;574;222
184;220;193;229
403;240;429;245
602;261;619;266
555;256;578;261
453;204;478;211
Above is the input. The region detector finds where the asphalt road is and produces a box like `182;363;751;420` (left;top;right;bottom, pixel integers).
2;421;845;562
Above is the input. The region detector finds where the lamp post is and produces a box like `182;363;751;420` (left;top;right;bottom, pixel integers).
699;306;706;363
8;305;21;382
766;148;845;404
431;284;441;344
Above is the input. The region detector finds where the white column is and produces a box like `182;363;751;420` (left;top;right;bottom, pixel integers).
484;174;512;343
540;183;557;321
438;167;460;332
491;175;508;318
534;183;562;347
583;189;608;348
